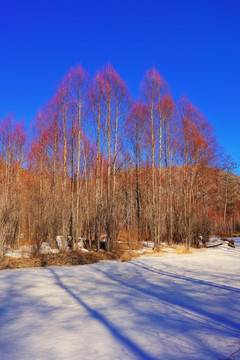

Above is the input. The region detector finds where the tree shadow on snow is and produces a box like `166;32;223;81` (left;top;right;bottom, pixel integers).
48;268;158;360
96;266;240;337
132;261;240;294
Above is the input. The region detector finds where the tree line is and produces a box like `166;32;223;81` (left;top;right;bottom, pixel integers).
0;65;239;259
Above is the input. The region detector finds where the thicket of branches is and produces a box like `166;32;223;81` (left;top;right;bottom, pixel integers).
0;65;239;258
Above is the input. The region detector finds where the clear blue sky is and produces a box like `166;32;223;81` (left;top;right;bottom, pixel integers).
0;0;239;167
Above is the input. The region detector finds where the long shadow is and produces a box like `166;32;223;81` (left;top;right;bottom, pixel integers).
96;267;240;336
132;261;240;294
0;270;62;359
48;268;158;360
155;261;240;288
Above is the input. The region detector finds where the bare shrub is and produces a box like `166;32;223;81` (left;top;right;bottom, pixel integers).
174;245;193;255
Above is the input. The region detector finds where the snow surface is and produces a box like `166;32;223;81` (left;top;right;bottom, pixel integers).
0;240;240;360
4;243;59;258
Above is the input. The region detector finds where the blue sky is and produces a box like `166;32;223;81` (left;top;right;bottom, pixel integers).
0;0;239;168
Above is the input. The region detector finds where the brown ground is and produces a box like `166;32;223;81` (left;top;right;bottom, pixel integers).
0;237;153;270
0;251;117;270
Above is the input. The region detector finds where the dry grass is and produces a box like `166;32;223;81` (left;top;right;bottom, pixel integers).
117;228;142;250
119;251;141;262
174;245;193;255
112;240;142;262
150;248;165;256
0;251;116;270
112;229;143;259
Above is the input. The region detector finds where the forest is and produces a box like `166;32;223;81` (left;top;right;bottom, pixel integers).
0;65;239;259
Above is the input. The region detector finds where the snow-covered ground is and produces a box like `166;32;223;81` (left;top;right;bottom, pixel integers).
0;240;240;360
4;243;59;258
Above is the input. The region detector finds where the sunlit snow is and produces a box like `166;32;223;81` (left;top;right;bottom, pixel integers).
0;240;240;360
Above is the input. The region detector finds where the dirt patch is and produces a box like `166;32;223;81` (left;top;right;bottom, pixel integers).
0;251;116;270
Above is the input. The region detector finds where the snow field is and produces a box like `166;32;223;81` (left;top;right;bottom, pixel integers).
0;240;239;360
